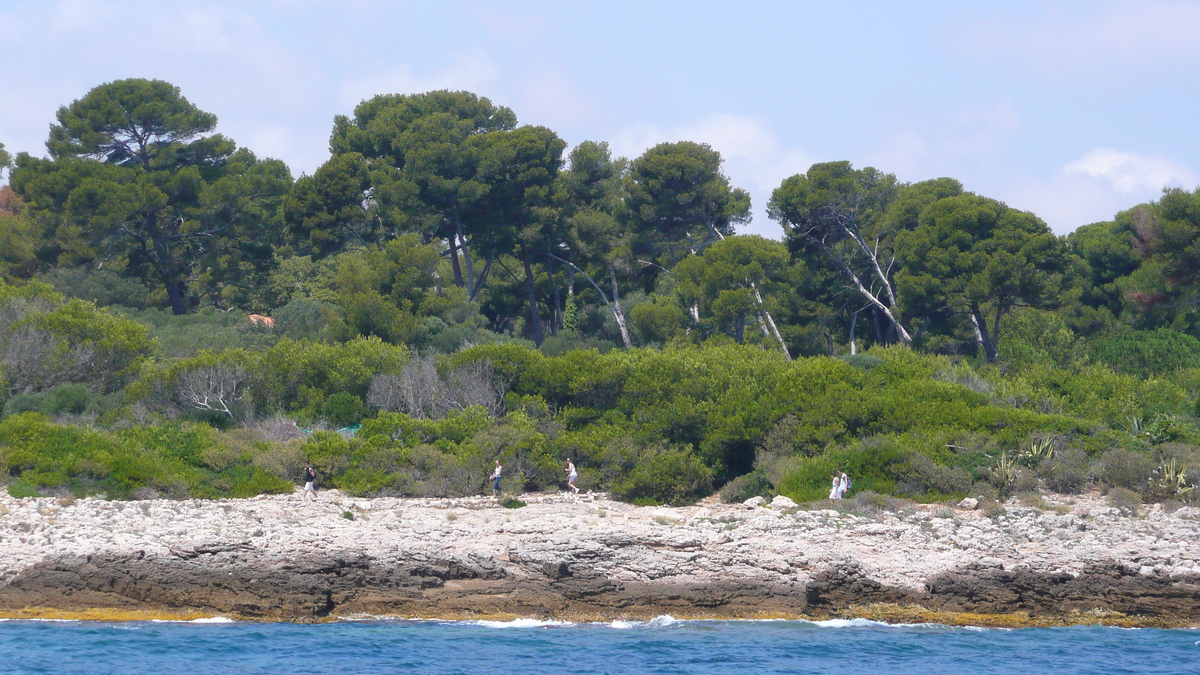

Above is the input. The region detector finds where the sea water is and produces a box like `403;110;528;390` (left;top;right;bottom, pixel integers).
0;617;1196;674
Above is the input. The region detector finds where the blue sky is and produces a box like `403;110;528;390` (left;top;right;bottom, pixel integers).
3;0;1199;236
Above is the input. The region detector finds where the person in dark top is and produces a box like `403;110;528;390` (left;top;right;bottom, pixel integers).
301;462;318;502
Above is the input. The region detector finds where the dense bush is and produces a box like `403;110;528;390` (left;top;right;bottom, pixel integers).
37;267;151;309
610;445;714;506
0;413;292;499
1094;449;1154;493
115;307;279;360
719;470;774;503
1038;447;1091;494
1090;329;1200;378
322;392;364;428
6;335;1200;506
1;281;154;396
3;393;42;418
39;384;92;415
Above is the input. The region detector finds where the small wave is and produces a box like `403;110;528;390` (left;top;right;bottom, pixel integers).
337;614;402;622
470;618;573;628
605;615;679;629
188;617;235;624
803;618;889;628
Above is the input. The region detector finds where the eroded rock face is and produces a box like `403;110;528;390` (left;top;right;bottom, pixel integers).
1;492;1198;624
925;562;1200;618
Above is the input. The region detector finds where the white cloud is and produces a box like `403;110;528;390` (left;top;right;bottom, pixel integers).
866;99;1020;180
477;8;551;40
1004;175;1134;235
950;0;1200;82
514;65;597;128
999;149;1199;235
338;52;501;108
611;114;815;238
1062;148;1198;194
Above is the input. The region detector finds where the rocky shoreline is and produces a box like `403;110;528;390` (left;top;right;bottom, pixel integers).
1;490;1198;627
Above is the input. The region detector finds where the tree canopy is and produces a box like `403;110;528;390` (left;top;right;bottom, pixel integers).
5;79;1200;509
13;79;291;315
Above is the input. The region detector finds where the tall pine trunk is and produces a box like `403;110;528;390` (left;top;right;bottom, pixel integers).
520;244;544;346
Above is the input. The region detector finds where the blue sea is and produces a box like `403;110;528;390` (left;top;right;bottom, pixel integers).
0;616;1196;674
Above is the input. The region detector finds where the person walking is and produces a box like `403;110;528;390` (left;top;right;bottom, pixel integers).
837;470;851;498
828;472;840;500
565;459;579;495
491;460;503;497
301;462;318;503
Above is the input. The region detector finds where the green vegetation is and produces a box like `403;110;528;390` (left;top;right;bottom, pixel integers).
2;79;1200;506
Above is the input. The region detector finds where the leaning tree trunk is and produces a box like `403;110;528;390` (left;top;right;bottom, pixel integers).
541;252;632;349
607;263;633;350
454;218;475;295
970;305;998;363
520;244;544;346
749;281;791;360
447;237;464;288
848;310;859;355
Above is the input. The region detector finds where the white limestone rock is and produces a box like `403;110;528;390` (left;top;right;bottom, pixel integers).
770;495;797;510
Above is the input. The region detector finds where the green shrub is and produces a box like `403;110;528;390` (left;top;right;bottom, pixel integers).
539;330;617;357
775;439;913;502
1106;486;1142;514
39;384;92;416
848;490;891;513
6;479;42;498
719;471;774;503
611;446;714;506
182;408;239;430
3;393;43;418
836;354;882;371
271;297;328;339
1094;449;1153;492
501;497;526;508
0;413;298;500
303;431;354;478
1038;447;1090;494
1090;329;1200;378
115;307;278;360
322;392;364;428
254;336;408;418
37;267;150;309
896;453;972;498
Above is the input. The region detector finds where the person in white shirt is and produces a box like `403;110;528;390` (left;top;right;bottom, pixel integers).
566;459;579;495
829;472;840;500
491;460;503;496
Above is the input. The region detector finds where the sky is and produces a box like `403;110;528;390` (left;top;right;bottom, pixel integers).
2;0;1199;237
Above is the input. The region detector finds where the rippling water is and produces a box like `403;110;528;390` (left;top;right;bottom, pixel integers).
1;617;1196;674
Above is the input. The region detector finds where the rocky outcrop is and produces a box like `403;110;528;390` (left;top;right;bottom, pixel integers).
1;492;1198;625
925;561;1200;618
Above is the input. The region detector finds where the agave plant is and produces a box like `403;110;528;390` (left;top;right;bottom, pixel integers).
1143;415;1180;445
1119;416;1145;435
1150;458;1193;498
1017;434;1056;466
990;452;1021;495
